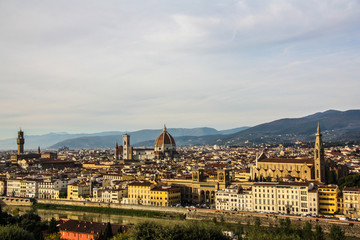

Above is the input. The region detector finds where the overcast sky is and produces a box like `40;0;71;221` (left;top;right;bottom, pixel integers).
0;0;359;139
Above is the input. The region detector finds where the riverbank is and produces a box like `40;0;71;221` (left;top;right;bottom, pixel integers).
33;203;186;220
3;198;360;238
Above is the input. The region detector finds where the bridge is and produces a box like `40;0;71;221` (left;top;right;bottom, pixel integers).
0;196;33;206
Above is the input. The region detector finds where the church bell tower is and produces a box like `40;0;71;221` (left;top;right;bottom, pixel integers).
314;123;325;183
123;134;130;160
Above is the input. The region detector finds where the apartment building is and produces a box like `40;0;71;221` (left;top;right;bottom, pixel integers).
26;180;41;198
127;182;154;205
38;179;68;199
215;182;318;215
275;182;318;216
67;181;90;200
0;179;6;195
215;187;253;212
318;184;339;214
150;186;181;207
343;186;360;218
252;182;277;213
6;179;21;197
94;188;127;203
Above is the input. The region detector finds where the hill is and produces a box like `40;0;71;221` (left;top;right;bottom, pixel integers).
0;131;122;150
49;127;249;149
212;109;360;145
135;110;360;147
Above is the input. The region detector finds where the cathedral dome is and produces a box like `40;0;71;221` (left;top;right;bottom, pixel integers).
154;125;176;151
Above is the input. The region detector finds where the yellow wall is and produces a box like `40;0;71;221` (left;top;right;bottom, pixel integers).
318;185;339;214
150;188;181;207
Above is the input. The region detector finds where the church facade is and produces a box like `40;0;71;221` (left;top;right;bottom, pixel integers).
251;124;348;184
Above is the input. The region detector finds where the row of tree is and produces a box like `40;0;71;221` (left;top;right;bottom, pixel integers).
110;217;347;240
0;205;58;240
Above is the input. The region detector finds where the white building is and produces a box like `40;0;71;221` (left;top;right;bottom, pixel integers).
6;179;21;197
26;180;40;198
215;187;253;211
215;182;318;216
38;179;68;199
92;187;127;203
253;182;318;215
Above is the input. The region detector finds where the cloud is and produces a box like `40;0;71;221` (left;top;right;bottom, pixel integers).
0;0;359;138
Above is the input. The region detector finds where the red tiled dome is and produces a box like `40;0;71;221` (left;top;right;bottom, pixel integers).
154;125;176;148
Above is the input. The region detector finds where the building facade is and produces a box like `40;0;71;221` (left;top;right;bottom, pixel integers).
343;187;360;218
251;124;348;184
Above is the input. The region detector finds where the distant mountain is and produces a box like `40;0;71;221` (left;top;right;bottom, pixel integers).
0;131;122;150
218;127;250;135
211;109;360;145
3;109;358;150
49;127;249;149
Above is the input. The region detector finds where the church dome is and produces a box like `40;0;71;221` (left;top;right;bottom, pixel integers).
154;125;176;151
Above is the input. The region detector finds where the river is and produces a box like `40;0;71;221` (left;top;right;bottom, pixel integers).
2;205;184;225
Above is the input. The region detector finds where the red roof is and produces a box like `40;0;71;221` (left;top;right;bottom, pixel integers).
155;127;176;146
258;158;313;164
58;219;128;235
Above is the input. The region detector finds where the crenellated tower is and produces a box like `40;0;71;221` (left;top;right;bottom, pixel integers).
17;129;25;155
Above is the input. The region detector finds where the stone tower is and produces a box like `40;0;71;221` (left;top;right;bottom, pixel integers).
314;123;326;183
123;134;130;160
115;142;119;160
17;129;25;155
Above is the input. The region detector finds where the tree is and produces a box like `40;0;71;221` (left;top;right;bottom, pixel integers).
47;217;58;234
0;225;35;240
17;212;47;240
45;233;63;240
314;224;325;240
302;221;313;240
329;224;345;240
103;222;113;240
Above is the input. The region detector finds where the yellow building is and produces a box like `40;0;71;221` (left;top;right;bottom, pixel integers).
0;179;5;195
150;186;181;207
343;187;360;218
20;180;27;198
67;181;90;200
127;182;154;205
82;163;111;170
318;185;339;214
235;169;251;182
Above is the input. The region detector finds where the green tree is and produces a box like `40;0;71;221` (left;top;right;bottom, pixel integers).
234;221;244;240
17;212;47;240
302;221;313;240
329;224;345;240
45;232;63;240
104;222;113;240
314;224;325;240
47;217;58;234
0;224;35;240
111;232;130;240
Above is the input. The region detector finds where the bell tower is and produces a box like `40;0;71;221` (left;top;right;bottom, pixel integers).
314;123;325;183
17;129;25;155
123;134;130;160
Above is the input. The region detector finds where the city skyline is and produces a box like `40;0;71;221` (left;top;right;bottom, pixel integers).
1;0;359;139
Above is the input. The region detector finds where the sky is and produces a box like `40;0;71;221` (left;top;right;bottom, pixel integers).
0;0;359;139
